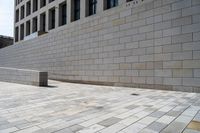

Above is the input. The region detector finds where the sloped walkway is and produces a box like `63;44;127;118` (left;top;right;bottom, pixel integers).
0;80;200;133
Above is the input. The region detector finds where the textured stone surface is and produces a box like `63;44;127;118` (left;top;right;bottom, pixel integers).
187;121;200;131
0;0;200;92
0;80;199;133
0;67;47;86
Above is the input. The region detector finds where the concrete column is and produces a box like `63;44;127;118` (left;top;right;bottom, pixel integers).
30;17;33;33
25;21;27;36
13;4;16;42
80;0;86;18
19;7;21;20
97;0;104;13
119;0;124;5
31;0;33;13
38;0;40;10
67;0;71;23
24;3;27;19
19;25;21;41
17;27;19;42
23;23;25;39
38;14;40;31
55;6;59;28
46;10;49;31
19;24;24;40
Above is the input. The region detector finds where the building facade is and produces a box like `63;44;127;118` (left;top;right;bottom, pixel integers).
14;0;122;42
0;0;200;92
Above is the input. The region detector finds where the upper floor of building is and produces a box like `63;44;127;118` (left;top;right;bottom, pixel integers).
14;0;146;43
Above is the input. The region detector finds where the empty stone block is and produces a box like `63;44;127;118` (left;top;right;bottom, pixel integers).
172;33;193;43
0;67;48;86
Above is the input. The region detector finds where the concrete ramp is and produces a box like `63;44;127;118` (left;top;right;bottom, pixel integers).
0;67;48;86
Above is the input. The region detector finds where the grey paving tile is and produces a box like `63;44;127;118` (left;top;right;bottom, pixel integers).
125;104;139;110
166;110;182;117
122;123;146;133
15;122;35;130
11;120;30;127
15;126;40;133
0;124;13;130
54;128;73;133
98;117;121;127
0;121;9;126
149;111;166;118
183;129;200;133
69;125;84;132
144;108;157;112
77;124;104;133
139;128;158;133
0;127;19;133
194;112;200;122
148;122;167;132
161;121;189;133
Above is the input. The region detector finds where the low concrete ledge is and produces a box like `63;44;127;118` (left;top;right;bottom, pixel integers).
0;67;48;86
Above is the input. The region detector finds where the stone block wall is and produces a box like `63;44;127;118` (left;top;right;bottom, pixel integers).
0;67;48;86
0;0;200;92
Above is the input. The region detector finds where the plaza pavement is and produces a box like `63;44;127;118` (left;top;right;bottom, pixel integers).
0;80;200;133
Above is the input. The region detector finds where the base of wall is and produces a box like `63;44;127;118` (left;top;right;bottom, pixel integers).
49;78;200;93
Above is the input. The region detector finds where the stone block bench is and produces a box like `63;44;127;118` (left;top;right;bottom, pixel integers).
0;67;48;86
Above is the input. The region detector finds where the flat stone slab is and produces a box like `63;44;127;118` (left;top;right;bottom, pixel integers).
187;121;200;131
0;80;199;133
0;67;48;86
98;117;122;127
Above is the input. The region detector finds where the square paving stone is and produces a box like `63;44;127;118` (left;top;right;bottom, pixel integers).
183;128;200;133
125;105;139;110
0;121;9;125
149;111;166;118
166;111;182;117
98;117;121;127
69;125;84;132
144;107;157;112
148;122;167;132
194;112;200;122
140;128;158;133
161;122;188;133
54;128;73;133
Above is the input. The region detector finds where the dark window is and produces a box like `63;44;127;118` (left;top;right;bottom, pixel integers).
73;0;80;21
106;0;118;9
59;2;67;26
33;0;38;12
21;5;25;19
26;1;31;16
15;27;19;42
49;0;54;3
40;13;46;31
26;20;31;36
49;8;55;30
40;0;46;8
89;0;97;16
20;24;24;40
32;17;38;33
15;9;19;22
